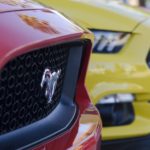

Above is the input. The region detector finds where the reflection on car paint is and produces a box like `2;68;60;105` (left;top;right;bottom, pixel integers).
68;105;101;150
19;14;60;34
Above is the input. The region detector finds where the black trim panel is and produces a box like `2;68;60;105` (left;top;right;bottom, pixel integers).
102;134;150;150
62;44;83;99
96;102;134;127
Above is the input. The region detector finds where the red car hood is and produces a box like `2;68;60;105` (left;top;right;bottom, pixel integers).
0;1;84;68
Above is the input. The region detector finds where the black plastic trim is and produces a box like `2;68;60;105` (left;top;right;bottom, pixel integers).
102;134;150;150
96;102;134;127
62;44;83;99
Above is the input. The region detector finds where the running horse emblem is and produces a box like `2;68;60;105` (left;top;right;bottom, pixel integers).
41;68;61;103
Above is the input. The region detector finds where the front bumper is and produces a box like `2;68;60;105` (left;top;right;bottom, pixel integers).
34;104;102;150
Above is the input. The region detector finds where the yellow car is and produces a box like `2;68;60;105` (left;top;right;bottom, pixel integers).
36;0;150;149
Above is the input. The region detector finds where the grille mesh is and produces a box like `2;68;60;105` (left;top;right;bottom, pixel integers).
0;43;70;134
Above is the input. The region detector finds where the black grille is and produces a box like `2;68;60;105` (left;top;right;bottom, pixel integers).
0;43;71;134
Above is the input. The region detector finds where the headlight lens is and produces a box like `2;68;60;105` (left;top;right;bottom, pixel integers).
91;30;130;53
99;93;134;104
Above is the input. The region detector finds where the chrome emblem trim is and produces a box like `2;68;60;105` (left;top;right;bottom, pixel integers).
41;68;61;103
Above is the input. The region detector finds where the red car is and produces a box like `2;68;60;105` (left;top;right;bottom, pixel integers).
0;0;102;150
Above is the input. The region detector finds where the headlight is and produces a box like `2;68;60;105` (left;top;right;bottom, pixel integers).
91;30;130;53
99;93;134;104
